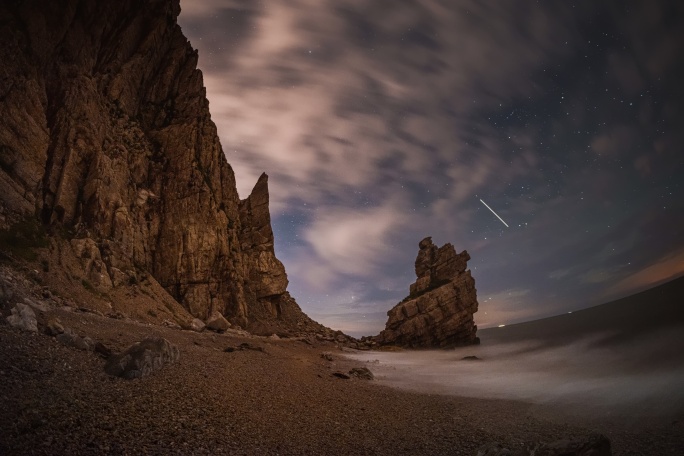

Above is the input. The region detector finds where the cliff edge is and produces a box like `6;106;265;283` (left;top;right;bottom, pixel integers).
0;0;324;335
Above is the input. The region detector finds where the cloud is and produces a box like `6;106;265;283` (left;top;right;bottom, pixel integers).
303;203;409;278
178;1;684;336
179;0;584;203
477;288;536;327
548;268;573;280
590;126;636;158
617;1;684;81
578;266;624;285
603;248;684;298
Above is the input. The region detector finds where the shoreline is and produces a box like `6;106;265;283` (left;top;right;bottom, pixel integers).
2;306;683;455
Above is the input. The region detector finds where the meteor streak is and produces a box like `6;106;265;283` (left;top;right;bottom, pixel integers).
479;199;509;227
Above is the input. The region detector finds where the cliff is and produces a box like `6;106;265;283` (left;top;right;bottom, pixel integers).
0;0;323;335
375;237;479;348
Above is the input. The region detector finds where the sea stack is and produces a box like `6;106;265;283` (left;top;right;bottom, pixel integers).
375;237;479;348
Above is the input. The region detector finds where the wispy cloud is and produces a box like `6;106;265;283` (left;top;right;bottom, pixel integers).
304;203;409;278
179;0;684;334
603;248;684;298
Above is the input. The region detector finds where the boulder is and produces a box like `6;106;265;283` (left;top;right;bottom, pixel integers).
190;318;206;332
205;311;231;331
6;303;38;332
104;338;180;379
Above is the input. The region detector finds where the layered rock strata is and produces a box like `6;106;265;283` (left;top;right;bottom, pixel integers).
0;0;321;335
376;237;479;348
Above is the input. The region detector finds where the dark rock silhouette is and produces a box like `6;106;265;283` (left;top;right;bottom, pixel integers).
376;237;479;348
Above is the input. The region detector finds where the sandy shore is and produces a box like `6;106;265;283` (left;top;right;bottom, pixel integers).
1;307;683;455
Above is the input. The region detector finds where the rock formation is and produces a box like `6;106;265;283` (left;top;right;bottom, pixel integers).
105;338;180;380
0;0;324;335
375;237;479;348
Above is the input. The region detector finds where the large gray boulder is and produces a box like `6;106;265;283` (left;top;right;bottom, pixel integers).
6;303;38;332
105;337;179;379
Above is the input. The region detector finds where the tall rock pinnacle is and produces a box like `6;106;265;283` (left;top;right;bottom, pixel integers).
375;237;479;348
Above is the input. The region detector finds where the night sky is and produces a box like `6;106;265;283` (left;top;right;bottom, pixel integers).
178;1;684;337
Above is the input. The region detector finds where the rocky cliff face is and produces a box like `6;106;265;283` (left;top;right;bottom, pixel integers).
375;237;479;348
0;0;321;335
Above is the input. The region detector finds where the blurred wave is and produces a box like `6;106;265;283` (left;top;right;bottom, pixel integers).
346;278;684;424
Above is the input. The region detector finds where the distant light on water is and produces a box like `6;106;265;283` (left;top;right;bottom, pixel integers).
498;324;506;327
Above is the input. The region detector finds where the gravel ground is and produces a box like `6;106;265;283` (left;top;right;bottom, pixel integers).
1;307;683;455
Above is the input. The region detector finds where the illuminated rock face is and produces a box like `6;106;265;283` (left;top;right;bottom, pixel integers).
376;237;479;348
0;0;323;335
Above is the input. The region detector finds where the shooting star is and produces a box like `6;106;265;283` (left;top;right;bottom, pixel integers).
479;199;509;228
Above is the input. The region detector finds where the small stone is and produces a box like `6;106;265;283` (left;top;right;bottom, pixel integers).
46;318;65;336
332;372;350;379
0;283;13;304
349;367;374;380
238;342;264;352
190;318;206;332
56;329;92;351
24;297;49;313
161;319;181;329
94;342;112;358
320;352;334;361
461;355;481;361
